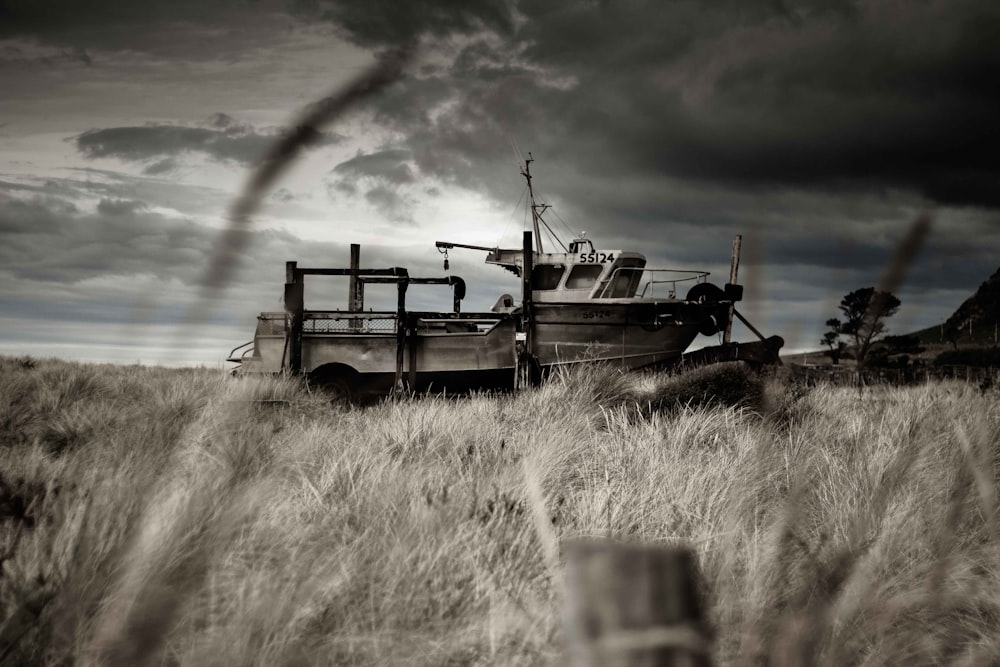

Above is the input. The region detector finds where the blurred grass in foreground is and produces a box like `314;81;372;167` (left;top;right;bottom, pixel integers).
1;356;999;665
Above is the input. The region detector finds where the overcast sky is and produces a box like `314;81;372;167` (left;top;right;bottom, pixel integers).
2;0;999;366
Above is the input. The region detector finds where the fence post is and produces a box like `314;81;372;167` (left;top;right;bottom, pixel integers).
723;234;741;344
349;243;363;330
564;541;712;667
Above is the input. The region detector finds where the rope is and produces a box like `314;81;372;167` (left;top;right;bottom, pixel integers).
497;185;528;248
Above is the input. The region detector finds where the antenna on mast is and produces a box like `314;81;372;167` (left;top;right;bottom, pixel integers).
520;153;549;254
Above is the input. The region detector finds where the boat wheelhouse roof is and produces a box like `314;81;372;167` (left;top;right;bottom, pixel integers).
437;158;710;302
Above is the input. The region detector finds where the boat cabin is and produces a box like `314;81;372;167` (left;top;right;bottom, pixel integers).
485;237;648;301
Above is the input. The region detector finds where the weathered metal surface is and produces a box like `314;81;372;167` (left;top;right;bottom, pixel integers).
681;336;785;368
228;159;783;394
300;317;516;375
232;248;772;393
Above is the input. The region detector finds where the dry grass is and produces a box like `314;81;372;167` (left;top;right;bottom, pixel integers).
2;355;1000;665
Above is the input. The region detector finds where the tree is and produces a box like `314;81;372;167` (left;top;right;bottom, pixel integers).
821;318;847;364
827;287;901;366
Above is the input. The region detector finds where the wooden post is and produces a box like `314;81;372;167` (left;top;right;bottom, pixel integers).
394;278;408;394
565;541;712;667
348;244;361;310
408;313;418;391
520;231;536;388
723;235;741;345
349;243;363;329
283;261;304;374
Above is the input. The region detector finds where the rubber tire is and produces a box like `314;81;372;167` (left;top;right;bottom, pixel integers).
699;314;721;337
319;376;355;407
685;282;726;304
685;283;725;336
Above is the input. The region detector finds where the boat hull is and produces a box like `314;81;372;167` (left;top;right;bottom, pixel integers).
531;300;721;370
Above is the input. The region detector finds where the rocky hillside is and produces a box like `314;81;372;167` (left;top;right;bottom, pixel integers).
911;266;1000;348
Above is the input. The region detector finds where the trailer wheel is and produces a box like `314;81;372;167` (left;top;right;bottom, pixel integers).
317;376;355;406
308;364;359;406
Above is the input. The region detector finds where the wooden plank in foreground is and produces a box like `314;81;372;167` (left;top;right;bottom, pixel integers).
564;541;712;667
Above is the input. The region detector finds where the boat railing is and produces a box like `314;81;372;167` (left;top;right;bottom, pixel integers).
598;267;709;299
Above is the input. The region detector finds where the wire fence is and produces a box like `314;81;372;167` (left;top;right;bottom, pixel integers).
786;364;1000;388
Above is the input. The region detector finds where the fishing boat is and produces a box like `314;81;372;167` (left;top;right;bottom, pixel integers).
228;157;782;399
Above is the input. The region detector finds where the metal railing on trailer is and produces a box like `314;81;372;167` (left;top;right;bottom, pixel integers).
281;261;475;392
226;340;255;364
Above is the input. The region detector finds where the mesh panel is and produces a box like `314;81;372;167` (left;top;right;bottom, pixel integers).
304;317;397;334
255;316;286;336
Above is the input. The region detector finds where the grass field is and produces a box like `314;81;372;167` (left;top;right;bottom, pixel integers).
2;356;1000;665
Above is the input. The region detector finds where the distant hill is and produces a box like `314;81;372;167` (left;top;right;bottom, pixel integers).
911;266;1000;348
789;267;1000;365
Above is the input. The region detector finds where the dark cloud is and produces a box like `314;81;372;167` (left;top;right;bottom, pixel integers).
289;0;514;48
142;158;179;175
75;117;342;167
76;125;269;164
0;0;236;35
96;197;146;216
0;188;505;329
326;149;419;222
0;0;298;56
312;0;1000;214
332;148;416;184
0;41;93;66
363;184;414;223
3;169;232;218
0;196;73;234
207;112;243;129
0;192;216;285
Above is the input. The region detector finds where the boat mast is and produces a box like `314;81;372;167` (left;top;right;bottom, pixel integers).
520;154;550;254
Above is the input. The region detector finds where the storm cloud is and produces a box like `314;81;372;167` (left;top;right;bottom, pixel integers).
312;0;1000;211
289;0;514;48
328;148;420;221
0;0;302;57
4;0;1000;364
75;114;343;168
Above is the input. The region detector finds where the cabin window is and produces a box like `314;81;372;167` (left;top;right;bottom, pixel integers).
606;272;638;298
565;264;603;289
600;258;646;298
531;264;565;290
